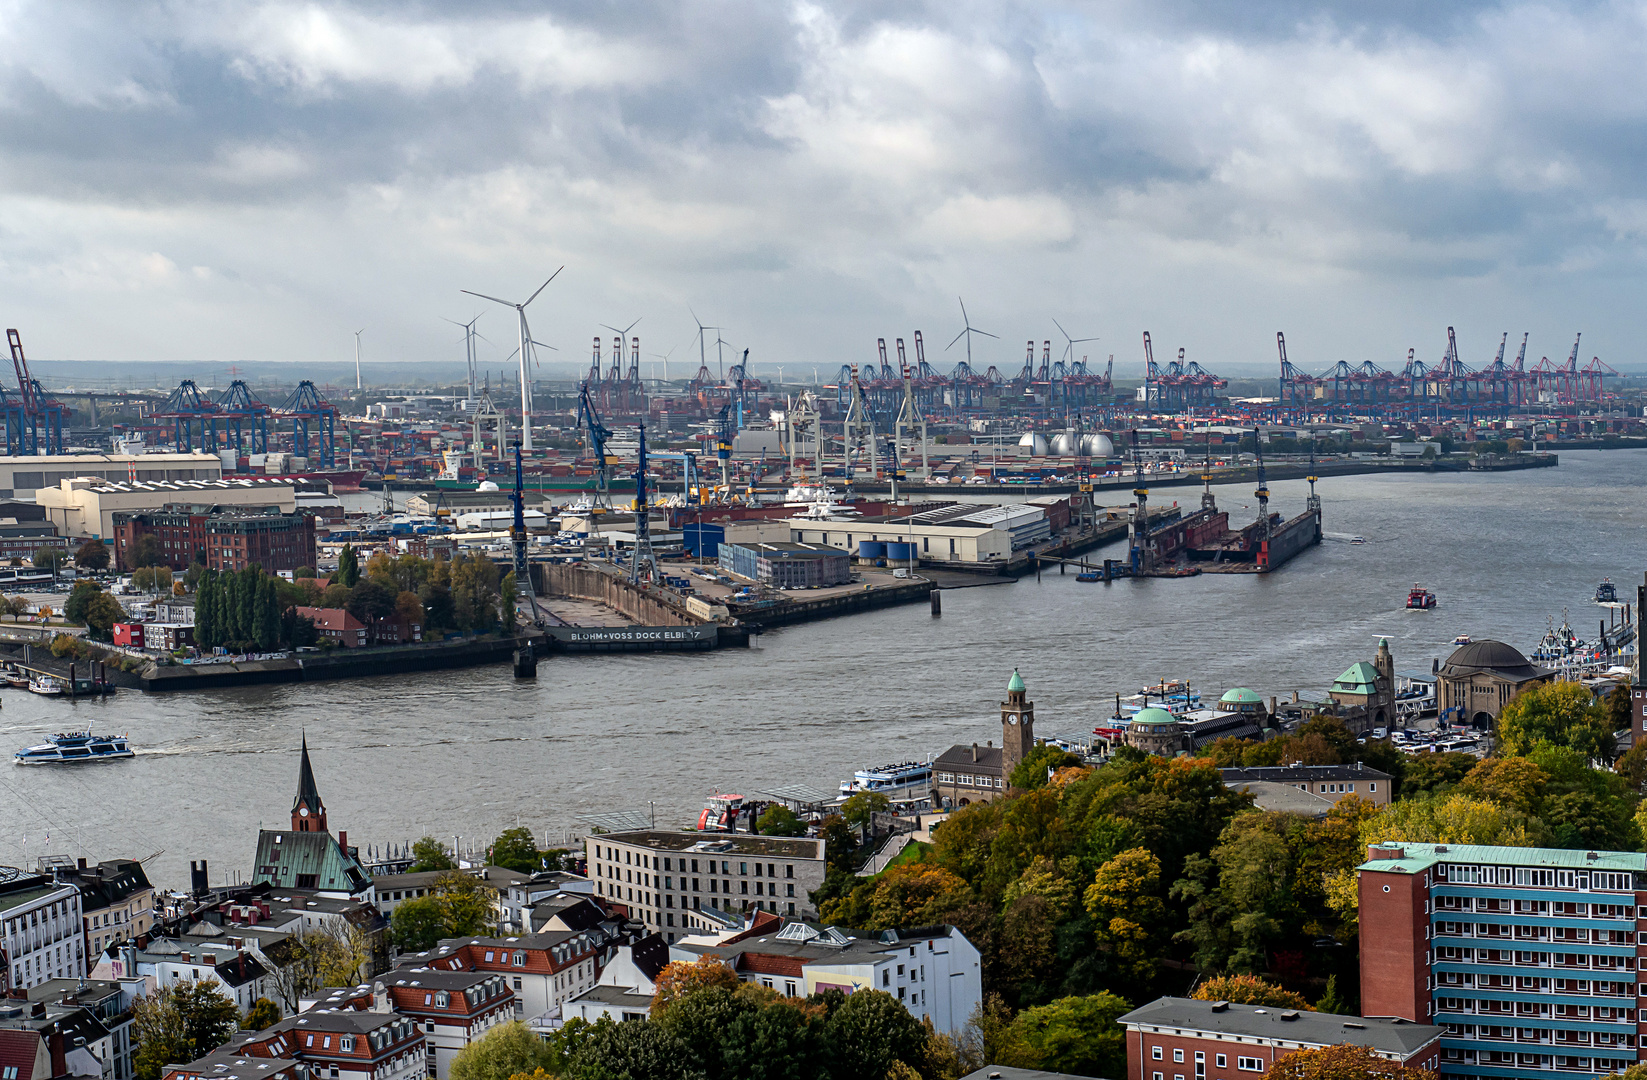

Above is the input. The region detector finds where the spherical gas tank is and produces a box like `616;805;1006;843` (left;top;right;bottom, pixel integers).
1017;433;1050;456
1050;432;1079;456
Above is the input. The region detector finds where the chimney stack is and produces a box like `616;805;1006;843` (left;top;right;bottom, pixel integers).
971;743;978;762
190;861;209;897
339;831;348;853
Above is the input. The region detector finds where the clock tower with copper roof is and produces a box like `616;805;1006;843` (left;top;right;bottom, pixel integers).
1002;668;1034;781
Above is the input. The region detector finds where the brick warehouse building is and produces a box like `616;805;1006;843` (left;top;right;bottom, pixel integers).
1359;840;1647;1079
112;503;316;573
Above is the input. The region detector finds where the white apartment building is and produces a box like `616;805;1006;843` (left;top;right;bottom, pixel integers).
2;874;85;992
585;831;826;944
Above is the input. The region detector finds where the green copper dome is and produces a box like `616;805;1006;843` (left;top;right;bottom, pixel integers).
1132;707;1178;725
1220;688;1263;705
1007;669;1025;692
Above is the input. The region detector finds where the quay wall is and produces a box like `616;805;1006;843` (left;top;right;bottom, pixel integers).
729;578;935;628
136;635;518;691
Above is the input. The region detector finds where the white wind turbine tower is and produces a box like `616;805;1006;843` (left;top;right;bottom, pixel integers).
442;314;484;405
353;329;365;390
463;268;563;453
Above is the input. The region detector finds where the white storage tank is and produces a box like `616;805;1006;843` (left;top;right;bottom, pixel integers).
1083;433;1115;457
1017;433;1049;456
1050;432;1080;456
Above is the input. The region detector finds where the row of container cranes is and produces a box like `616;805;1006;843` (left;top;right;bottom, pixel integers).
1276;328;1620;419
148;378;341;467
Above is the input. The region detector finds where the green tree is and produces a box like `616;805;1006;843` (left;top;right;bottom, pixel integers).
389;896;452;953
1401;751;1478;796
65;580;102;625
254;576;280;651
1192;974;1312;1009
132;982;241;1080
555;1016;702;1080
823;987;928;1080
1458;757;1549;814
410;836;457;872
999;992;1131;1079
1009;743;1083;790
1605;684;1633;733
243;997;281;1031
757;804;807;837
132;565;174;593
83;591;126;640
1616;741;1647;792
449;1021;554;1080
420;581;455;631
129;534;163;569
1314;974;1351;1015
841;790;891;830
32;545;65;576
338;543;360;588
1084;847;1165;982
818;815;857;873
4;595;29;622
74;538;110;570
489;827;543;873
347;579;397;627
1498;681;1615;758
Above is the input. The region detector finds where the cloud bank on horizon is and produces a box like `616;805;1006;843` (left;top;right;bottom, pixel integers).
2;0;1645;379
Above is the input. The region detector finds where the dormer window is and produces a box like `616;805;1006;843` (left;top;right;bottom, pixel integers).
513;951;525;966
339;1037;353;1053
435;992;449;1007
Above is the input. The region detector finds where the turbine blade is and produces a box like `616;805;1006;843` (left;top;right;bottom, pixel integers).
946;329;967;349
976;329;999;339
523;266;564;307
1052;317;1069;340
462;289;516;308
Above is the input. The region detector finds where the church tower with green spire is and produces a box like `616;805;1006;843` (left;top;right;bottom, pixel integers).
292;732;328;833
1001;668;1034;780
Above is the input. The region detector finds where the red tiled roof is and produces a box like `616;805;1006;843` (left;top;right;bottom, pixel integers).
295;607;365;632
0;1030;42;1080
736;952;807;978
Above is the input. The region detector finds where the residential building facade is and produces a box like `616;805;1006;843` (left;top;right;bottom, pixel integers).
1359;840;1646;1079
393;932;606;1030
584;832;826;942
376;971;513;1079
673;921;983;1034
1219;764;1392;808
1118;997;1443;1080
54;859;155;962
1;872;86;993
112;503;316;573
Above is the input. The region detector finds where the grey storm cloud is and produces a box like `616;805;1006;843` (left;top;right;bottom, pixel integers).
0;0;1645;379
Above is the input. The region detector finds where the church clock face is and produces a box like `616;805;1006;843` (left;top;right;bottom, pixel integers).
299;807;309;817
1006;713;1019;725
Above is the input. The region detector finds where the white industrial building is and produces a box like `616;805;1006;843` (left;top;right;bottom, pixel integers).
0;452;223;500
787;517;1012;563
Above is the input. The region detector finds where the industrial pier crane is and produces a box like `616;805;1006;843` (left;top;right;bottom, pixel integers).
629;423;660;585
576;380;613;546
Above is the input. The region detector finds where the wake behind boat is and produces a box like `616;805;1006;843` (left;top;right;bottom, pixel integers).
15;730;134;765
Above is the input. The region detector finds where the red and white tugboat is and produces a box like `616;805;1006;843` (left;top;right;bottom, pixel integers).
1406;584;1438;610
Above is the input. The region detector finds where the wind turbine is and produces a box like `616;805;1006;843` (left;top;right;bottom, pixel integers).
689;309;720;380
462;268;562;452
945;297;997;367
353;329;365;391
1052;318;1098;367
442;314;484;403
650;342;683;384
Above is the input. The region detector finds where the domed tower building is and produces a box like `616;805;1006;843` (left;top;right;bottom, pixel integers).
1126;707;1186;757
1436;639;1553;729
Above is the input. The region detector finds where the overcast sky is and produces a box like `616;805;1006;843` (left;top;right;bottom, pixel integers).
4;0;1646;382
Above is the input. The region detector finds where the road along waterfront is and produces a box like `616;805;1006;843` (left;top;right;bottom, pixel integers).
0;450;1639;888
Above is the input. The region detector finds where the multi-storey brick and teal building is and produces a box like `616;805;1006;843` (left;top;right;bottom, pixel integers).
1360;841;1644;1080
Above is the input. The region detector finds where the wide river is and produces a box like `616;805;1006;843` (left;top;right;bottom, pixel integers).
1;450;1642;889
